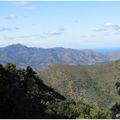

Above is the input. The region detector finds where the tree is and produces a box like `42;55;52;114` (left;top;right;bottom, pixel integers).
111;82;120;118
4;63;16;73
89;106;112;119
115;82;120;95
0;63;66;118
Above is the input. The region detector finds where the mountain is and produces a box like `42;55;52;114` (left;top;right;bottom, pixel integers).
95;48;120;61
38;61;120;108
0;44;110;70
0;63;113;119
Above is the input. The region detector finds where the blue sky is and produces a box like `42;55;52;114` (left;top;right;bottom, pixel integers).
0;1;120;49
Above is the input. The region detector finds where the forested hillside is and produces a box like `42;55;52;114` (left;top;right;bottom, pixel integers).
0;62;118;119
39;61;120;108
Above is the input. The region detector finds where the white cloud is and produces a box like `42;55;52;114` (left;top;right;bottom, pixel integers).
103;22;113;27
103;22;120;30
0;39;13;47
24;6;39;10
44;32;64;36
95;22;120;32
94;28;107;31
0;27;11;32
0;26;19;32
58;28;65;31
6;34;47;40
44;28;65;36
6;14;17;20
12;1;40;10
113;25;120;30
12;1;29;6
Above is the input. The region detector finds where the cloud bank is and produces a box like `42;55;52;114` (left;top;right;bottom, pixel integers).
95;22;120;32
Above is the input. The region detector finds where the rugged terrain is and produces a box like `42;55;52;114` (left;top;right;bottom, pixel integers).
0;44;110;70
39;61;120;108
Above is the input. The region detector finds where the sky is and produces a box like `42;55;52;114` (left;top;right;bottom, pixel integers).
0;1;120;49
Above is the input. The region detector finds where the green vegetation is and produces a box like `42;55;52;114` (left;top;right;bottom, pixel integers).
0;62;119;118
111;81;120;118
0;63;65;118
39;61;120;108
46;100;112;119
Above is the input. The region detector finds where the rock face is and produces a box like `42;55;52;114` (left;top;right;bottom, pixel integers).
0;44;109;70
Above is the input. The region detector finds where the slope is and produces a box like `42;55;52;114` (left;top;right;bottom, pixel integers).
0;44;109;70
38;61;120;108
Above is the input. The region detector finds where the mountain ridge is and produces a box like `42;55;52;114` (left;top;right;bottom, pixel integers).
0;44;111;70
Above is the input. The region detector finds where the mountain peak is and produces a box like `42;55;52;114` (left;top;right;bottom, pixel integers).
5;44;28;50
8;43;27;48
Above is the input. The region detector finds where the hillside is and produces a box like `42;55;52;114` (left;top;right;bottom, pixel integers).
0;44;110;70
38;61;120;108
0;63;66;118
0;63;114;119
